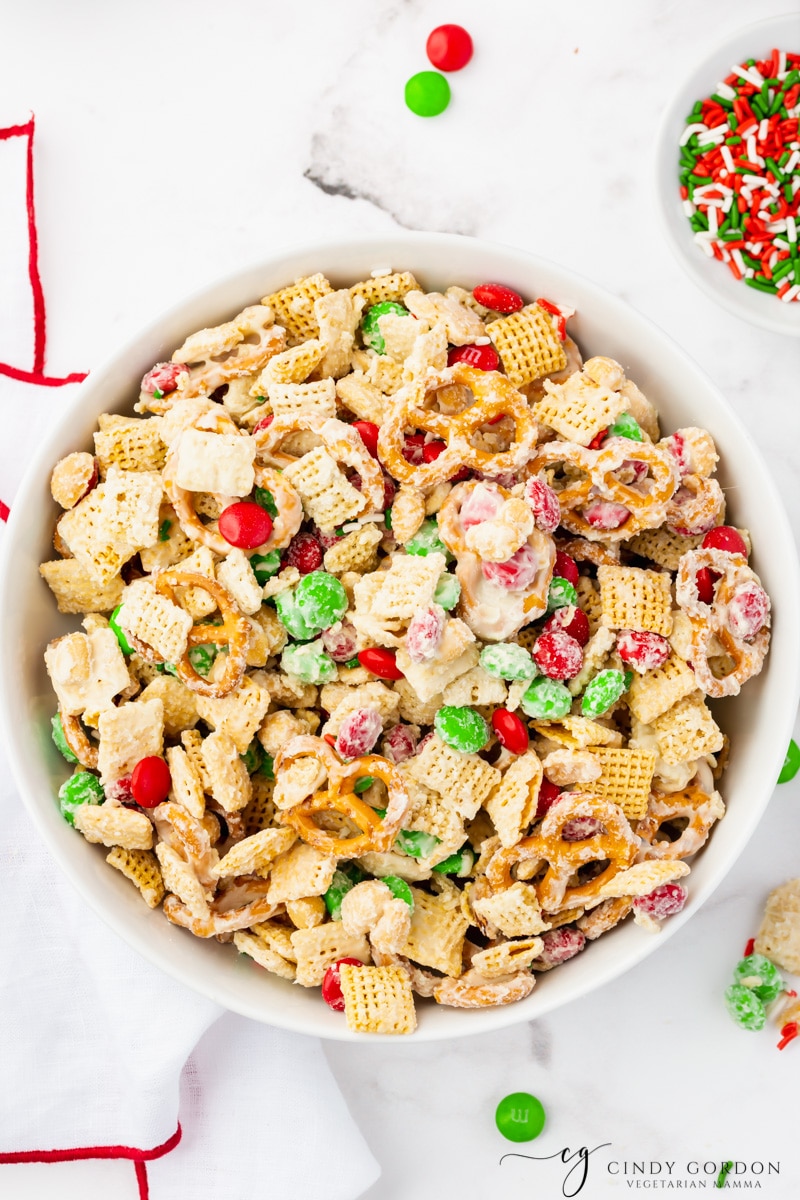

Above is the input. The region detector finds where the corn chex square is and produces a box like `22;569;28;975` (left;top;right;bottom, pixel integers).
626;653;697;725
106;846;165;908
392;677;444;726
484;751;543;848
45;626;130;716
74;804;154;850
471;881;550;938
139;675;198;738
597;565;673;636
217;549;262;616
405;791;467;865
574;746;656;820
214;827;296;879
254;340;324;391
282;447;366;531
487;304;567;389
40;558;124;615
195;675;269;754
650;692;724;766
336;373;386;424
401;888;469;977
290;924;370;987
266;379;336;421
323;523;383;575
156;842;210;918
266;842;338;904
315;289;364;379
94;413;167;475
233;930;296;981
97;698;164;784
262;274;332;342
173;429;255;497
534;362;628;445
244;775;276;835
117;581;193;664
339;964;417;1035
406;735;501;818
575;576;603;635
139;506;195;573
56;484;135;586
349;271;419;308
368;552;446;623
200;730;252;812
100;467;163;551
530;716;623;749
627;527;704;572
165;744;205;818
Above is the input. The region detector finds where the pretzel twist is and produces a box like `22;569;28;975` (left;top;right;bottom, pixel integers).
636;783;723;860
255;415;385;512
154;570;251;698
59;710;99;770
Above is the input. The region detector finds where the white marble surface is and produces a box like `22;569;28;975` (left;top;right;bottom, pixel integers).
2;0;799;1196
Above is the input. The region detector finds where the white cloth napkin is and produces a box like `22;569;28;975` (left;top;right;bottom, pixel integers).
0;121;379;1200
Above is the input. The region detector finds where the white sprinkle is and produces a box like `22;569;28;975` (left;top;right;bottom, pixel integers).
682;199;697;217
789;104;800;119
787;216;798;244
697;125;727;147
779;51;787;78
759;119;770;141
750;242;763;254
747;135;765;166
370;266;392;277
785;150;800;173
708;205;719;234
745;267;755;278
721;145;736;172
716;81;736;100
733;63;764;88
781;284;800;303
774;237;791;250
693;231;715;256
769;250;779;269
732;248;747;275
474;336;491;345
721;247;731;262
340;514;385;532
680;122;707;146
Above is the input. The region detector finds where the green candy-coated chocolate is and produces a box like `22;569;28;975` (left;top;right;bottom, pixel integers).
495;1092;546;1143
109;605;133;656
240;739;264;775
361;301;410;354
382;875;414;909
275;589;317;640
51;713;78;763
433;846;476;877
251;549;282;584
353;775;375;794
779;738;800;784
405;70;451;118
547;576;578;612
434;705;489;754
405;519;452;560
607;412;643;441
254;486;278;517
480;643;538;681
260;753;275;780
519;677;572;720
324;865;365;920
188;643;217;677
281;638;337;684
433;572;461;610
733;954;784;1003
581;669;628;718
58;771;104;825
396;828;440;858
295;571;348;633
724;983;766;1031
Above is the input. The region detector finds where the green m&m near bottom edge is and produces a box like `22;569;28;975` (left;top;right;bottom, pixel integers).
405;71;451;117
495;1092;546;1142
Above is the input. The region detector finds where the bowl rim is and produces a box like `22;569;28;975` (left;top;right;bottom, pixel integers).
654;11;800;338
2;230;799;1041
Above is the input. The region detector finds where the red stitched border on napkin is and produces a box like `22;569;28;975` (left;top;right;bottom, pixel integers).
0;1124;181;1200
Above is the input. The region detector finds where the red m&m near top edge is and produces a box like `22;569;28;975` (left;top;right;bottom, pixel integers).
426;24;473;72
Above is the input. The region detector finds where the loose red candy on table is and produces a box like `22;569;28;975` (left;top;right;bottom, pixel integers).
553;551;579;587
447;343;500;372
285;531;324;574
536;777;562;818
633;882;688;921
219;501;273;550
322;957;365;1012
543;605;590;647
352;421;380;459
524;477;561;534
426;23;473;72
702;525;749;558
533;630;583;680
616;629;670;672
358;647;404;680
140;361;185;396
491;708;529;755
482;543;539;591
130;756;171;808
472;283;524;314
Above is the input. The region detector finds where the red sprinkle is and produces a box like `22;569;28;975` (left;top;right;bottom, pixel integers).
448;343;500;372
322;958;365;1011
358;647;404;680
218;501;273;550
472;283;524;314
491;708;529;755
426;24;473;72
743;937;755;957
252;413;274;435
777;1022;798;1051
588;428;608;450
536;298;567;340
352;420;380;458
285;531;324;574
130;756;171;808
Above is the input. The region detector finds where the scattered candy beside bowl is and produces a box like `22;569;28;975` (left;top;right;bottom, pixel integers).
656;13;800;337
2;232;798;1041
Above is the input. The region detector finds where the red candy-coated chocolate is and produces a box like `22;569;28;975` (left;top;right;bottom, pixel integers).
422;440;447;463
472;283;524;314
130;756;171;808
460;483;504;528
632;882;688;920
695;566;718;604
322;957;364;1012
702;525;749;557
536;777;562;817
321;620;358;662
405;606;446;663
105;774;134;805
447;343;500;372
219;502;273;550
285;531;323;574
491;708;529;755
252;413;274;435
727;582;769;641
381;471;397;511
358;647;404;680
335;708;382;759
402;433;427;465
533;629;583;680
426;23;473;72
553;550;579;587
352;420;380;458
584;499;631;530
382;723;418;764
536;927;586;968
481;543;539;591
140;361;185;396
588;428;608;451
561;817;603;841
524;477;561;534
543;605;590;647
616;630;670;672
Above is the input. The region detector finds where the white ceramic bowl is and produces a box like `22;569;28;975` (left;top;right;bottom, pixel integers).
2;233;798;1041
655;13;800;337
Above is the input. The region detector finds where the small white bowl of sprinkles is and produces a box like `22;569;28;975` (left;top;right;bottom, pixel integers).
656;13;800;336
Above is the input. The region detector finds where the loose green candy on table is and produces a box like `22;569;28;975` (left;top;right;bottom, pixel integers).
51;713;78;763
109;604;133;656
382;875;414;909
251;549;283;585
724;983;766;1031
404;70;451;118
361;301;410;354
294;570;348;633
607;411;643;441
433;572;461;610
433;846;475;877
434;705;489;754
405;519;452;560
281;638;337;684
732;954;784;1003
547;576;578;613
480;642;538;681
581;669;628;718
58;771;104;825
519;677;572;720
495;1092;546;1143
778;738;800;784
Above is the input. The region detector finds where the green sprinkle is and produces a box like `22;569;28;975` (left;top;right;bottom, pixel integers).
259;753;275;780
156;661;178;676
384;507;393;530
158;519;172;542
361;301;410;354
344;657;361;669
109;605;133;656
251;549;282;584
240;739;264;774
254;487;278;518
152;387;164;400
716;1162;733;1189
51;713;78;763
353;775;375;794
58;771;104;825
382;875;414;909
744;277;777;294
